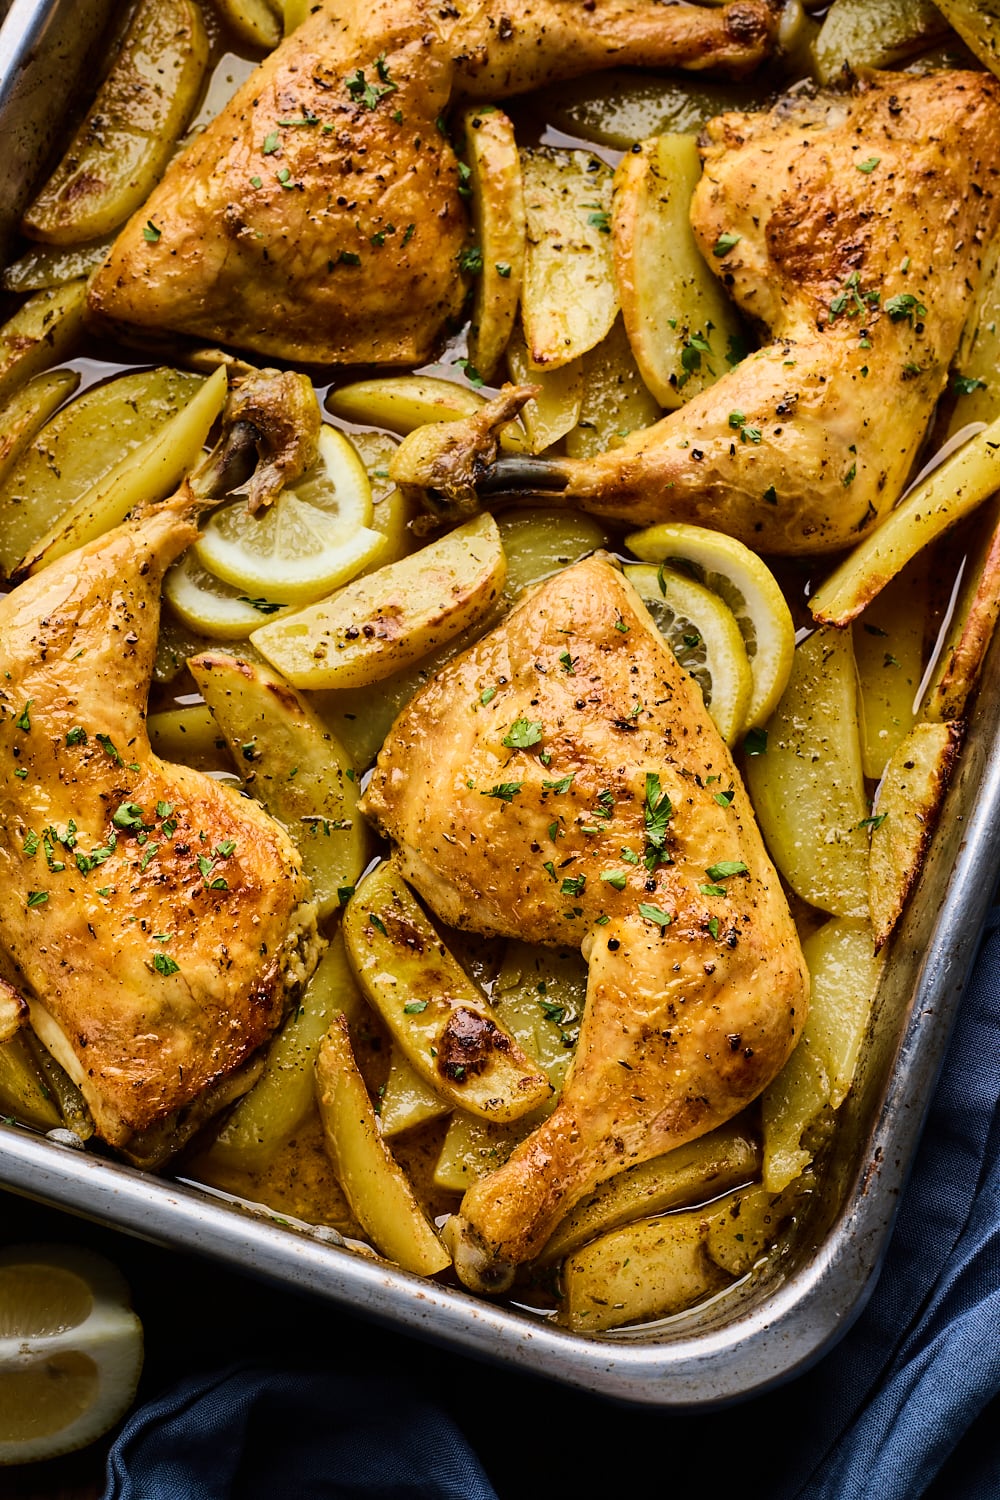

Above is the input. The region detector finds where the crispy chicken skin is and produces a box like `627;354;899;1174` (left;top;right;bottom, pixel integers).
361;556;807;1290
394;70;1000;555
87;0;779;366
0;491;321;1153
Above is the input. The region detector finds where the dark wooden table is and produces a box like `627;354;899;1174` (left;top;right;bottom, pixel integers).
1;1188;997;1499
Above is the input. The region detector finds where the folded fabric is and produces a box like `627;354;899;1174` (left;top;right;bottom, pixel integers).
102;1362;499;1500
101;912;1000;1500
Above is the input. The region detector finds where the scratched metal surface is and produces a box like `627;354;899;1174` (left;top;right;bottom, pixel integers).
0;0;997;1409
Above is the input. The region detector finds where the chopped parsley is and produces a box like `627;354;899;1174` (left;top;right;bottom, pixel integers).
403;999;429;1014
744;727;768;756
482;782;522;802
705;860;749;881
142;220;161;242
459;246;483;275
713;231;741;258
26;891;48;909
638;902;672;928
856;156;880;173
600;871;628;890
153;953;180;976
502;717;543;749
65;727;87;746
14;701;32;731
954;374;987;396
885;291;927;323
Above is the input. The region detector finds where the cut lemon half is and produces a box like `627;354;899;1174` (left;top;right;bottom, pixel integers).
0;1243;143;1465
164;552;289;639
194;425;386;604
625;523;795;730
624;562;753;745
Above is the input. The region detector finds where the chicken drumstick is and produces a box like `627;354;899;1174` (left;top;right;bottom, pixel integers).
361;554;808;1291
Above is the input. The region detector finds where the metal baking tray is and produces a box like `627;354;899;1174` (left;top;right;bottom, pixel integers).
1;0;998;1408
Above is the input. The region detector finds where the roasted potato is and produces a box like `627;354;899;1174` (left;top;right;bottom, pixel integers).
380;1046;451;1138
188;652;369;920
520;148;618;369
461;106;526;382
21;0;209;244
564;316;662;460
813;0;951;83
869;721;963;949
18;366;227;577
250;512;507;690
852;558;927;780
343;862;552;1122
611;134;746;409
810;412;1000;625
0;365;202;577
316;1016;452;1275
746;627;870;918
326;375;526;453
505;327;584;453
0;282;88;411
934;0;1000;75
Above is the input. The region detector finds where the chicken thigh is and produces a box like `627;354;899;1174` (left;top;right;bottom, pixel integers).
0;488;321;1162
361;554;807;1290
86;0;780;366
393;69;1000;555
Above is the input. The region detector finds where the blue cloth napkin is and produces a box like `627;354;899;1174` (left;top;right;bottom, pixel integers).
101;911;1000;1500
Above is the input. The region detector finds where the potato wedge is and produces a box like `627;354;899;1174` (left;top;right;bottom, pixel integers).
611;134;745;410
281;0;312;33
461;106;525;382
763;916;883;1191
0;281;88;410
19;365;227;577
2;238;115;294
496;507;613;603
538;1124;760;1268
520;148;618;369
869;721;962;949
0;1033;63;1132
0;365;203;577
561;1207;731;1332
505;327;584;453
813;0;951;83
810;411;1000;626
745;626;870;919
934;0;1000;75
188;652;368;920
380;1045;451;1138
215;0;282;50
316;1015;452;1275
432;1106;550;1194
705;1182;792;1279
250;512;506;691
201;931;363;1175
0;370;78;498
343;862;552;1122
950;242;1000;433
922;497;1000;722
853;557;927;780
491;940;586;1092
21;0;209;244
146;703;230;772
565;316;661;460
325;375;526;453
544;70;765;153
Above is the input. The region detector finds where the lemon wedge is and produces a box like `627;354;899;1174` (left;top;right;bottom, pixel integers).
624;562;753;746
625;522;795;731
194;425;386;604
0;1244;143;1466
163;551;289;639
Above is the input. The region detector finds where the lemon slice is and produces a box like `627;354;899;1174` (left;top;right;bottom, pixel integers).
0;1244;143;1466
164;552;289;639
624;562;753;745
625;523;795;730
194;425;386;604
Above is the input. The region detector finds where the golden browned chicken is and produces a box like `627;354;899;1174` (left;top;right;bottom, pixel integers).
393;69;1000;555
361;554;807;1291
0;483;321;1164
87;0;780;366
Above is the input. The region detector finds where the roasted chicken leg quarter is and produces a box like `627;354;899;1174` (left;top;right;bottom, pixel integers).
0;489;321;1163
86;0;780;365
360;555;808;1290
393;69;1000;556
